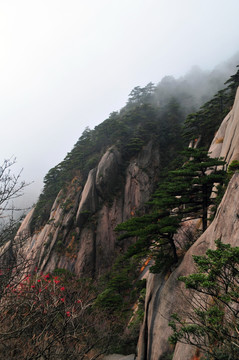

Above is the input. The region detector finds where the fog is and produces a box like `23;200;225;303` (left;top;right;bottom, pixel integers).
1;0;239;209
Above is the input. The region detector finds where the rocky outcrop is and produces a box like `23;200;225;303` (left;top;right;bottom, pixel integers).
123;141;159;220
209;87;239;163
13;81;239;358
16;142;160;277
95;147;122;199
76;168;98;227
136;88;239;359
137;172;239;360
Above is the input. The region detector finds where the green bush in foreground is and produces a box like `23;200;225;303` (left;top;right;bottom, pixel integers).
169;239;239;359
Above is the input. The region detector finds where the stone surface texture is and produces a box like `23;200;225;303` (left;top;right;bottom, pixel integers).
137;87;239;359
209;87;239;163
10;87;239;359
137;172;239;359
15;142;160;277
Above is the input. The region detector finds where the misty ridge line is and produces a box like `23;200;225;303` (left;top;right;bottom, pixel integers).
10;52;239;214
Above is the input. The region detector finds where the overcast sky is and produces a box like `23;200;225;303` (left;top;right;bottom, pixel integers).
1;0;239;207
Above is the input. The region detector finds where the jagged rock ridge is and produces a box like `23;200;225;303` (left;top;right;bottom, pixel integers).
11;77;239;358
17;141;160;277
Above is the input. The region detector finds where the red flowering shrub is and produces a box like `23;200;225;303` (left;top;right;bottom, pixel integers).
0;270;113;359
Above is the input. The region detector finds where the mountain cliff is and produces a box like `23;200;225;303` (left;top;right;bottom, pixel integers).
137;172;239;360
209;85;239;162
2;66;239;359
136;87;239;359
17;141;160;277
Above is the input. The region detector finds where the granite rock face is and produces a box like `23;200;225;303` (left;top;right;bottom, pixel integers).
137;172;239;359
15;143;160;277
209;87;239;163
76;168;98;227
12;85;239;359
136;87;239;359
95;147;122;199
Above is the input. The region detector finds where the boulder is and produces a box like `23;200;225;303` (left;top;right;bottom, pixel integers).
209;86;239;163
95;147;122;199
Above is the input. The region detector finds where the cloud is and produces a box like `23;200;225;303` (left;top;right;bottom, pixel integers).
0;0;238;209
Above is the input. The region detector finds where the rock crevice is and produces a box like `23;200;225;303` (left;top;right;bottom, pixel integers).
15;142;160;277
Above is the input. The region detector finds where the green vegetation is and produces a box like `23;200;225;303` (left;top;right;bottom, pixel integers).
183;66;239;148
93;254;147;354
228;159;239;177
116;147;226;273
31;96;185;232
4;65;238;357
30;65;239;234
169;240;239;360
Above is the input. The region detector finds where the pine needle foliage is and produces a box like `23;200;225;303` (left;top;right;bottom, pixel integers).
169;240;239;360
183;66;239;147
116;148;226;273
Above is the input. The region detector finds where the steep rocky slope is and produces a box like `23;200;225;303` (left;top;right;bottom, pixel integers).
13;72;239;281
137;172;239;359
209;87;239;162
16;141;160;277
9;74;239;359
136;87;239;359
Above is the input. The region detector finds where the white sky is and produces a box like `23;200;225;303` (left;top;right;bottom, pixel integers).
1;0;239;207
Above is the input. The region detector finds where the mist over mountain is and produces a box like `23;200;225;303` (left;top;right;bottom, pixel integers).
0;52;239;359
10;52;237;221
154;51;239;115
1;1;239;357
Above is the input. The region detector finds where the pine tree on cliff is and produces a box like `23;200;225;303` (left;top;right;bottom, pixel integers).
169;240;239;359
116;147;226;272
224;64;239;97
166;147;226;232
183;65;239;147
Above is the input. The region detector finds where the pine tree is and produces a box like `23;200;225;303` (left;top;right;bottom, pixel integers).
168;147;226;232
169;240;239;359
116;148;226;272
